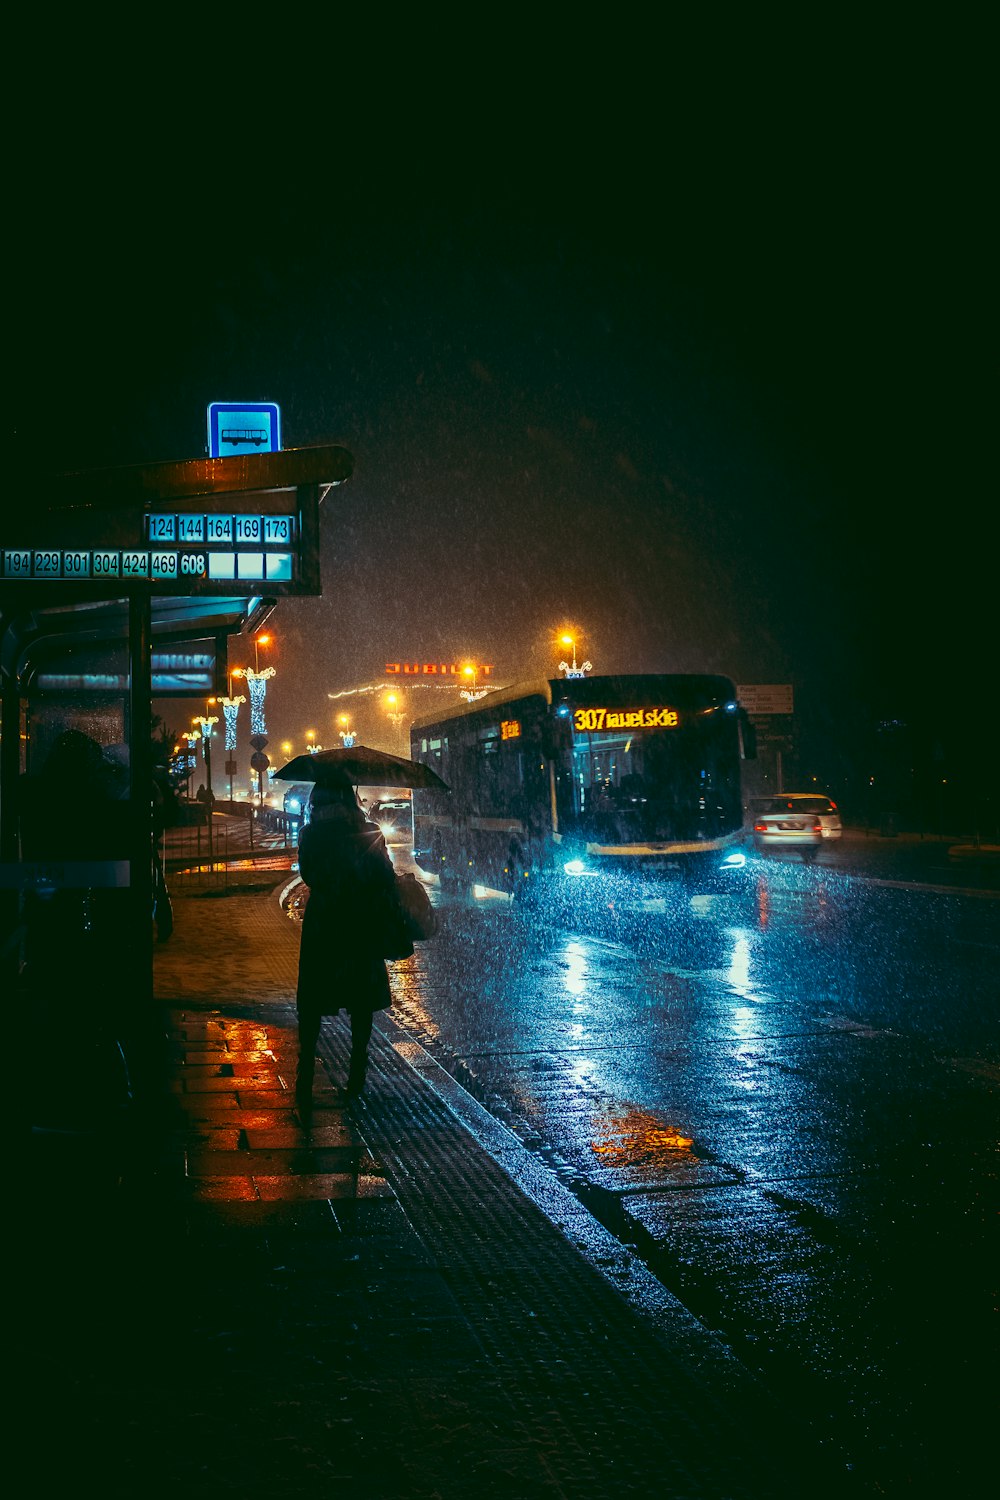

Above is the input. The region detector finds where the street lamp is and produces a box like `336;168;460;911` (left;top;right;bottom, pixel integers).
192;713;219;860
253;633;271;672
182;730;200;799
558;632;592;678
218;689;246;801
245;643;276;805
305;730;318;754
192;714;219;797
460;663;488;702
384;692;407;752
338;712;356;748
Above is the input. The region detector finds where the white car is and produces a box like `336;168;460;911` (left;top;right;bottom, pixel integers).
752;794;842;862
369;798;413;843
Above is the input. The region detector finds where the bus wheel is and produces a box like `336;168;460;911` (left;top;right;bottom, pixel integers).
508;851;539;905
436;843;472;896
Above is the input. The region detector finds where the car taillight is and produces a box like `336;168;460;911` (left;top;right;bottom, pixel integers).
812;823;822;833
754;822;767;832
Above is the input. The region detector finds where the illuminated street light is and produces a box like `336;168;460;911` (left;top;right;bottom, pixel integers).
459;663;489;702
181;730;200;799
191;715;219;791
558;631;592;679
384;692;406;727
192;713;219;859
253;633;272;672
219;691;246;801
245;657;276;805
338;712;356;748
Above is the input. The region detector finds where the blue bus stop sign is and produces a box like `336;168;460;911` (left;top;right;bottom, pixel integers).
208;402;282;459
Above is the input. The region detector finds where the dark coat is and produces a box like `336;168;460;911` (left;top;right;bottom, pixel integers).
295;805;396;1018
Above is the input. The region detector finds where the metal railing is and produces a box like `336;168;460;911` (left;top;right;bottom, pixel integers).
162;804;297;893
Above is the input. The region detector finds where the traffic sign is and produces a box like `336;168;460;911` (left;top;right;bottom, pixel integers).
207;402;281;459
737;684;794;715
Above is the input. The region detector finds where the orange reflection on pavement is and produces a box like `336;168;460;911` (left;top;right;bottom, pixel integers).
591;1104;695;1171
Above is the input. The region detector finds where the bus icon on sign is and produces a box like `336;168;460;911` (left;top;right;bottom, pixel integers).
208;402;281;458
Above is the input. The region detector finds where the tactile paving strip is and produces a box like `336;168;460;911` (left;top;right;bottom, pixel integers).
317;1020;837;1499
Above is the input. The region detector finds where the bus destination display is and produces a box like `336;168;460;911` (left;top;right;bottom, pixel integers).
572;706;680;731
2;512;297;585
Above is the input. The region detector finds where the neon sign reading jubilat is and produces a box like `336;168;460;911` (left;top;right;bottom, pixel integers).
573;706;679;732
385;663;494;677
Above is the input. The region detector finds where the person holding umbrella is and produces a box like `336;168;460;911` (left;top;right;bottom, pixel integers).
294;770;400;1114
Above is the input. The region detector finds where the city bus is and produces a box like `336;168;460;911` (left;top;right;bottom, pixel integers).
409;674;756;896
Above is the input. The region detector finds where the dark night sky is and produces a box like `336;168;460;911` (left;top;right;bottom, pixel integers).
10;36;991;788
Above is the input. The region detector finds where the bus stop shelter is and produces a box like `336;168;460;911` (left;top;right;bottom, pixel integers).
1;443;351;1094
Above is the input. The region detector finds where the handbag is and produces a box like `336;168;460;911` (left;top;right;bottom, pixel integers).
396;873;438;941
373;873;437;961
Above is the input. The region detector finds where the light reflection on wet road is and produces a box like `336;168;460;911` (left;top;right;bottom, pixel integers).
386;849;999;1497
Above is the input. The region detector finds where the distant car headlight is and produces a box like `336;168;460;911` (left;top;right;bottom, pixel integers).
721;851;746;867
564;858;587;875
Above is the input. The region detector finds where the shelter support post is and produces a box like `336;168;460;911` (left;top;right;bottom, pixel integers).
0;673;21;994
129;593;154;1008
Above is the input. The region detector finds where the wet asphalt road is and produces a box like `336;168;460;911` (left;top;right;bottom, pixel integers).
384;841;998;1497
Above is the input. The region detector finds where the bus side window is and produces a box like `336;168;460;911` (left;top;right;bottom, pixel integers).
541;715;570;760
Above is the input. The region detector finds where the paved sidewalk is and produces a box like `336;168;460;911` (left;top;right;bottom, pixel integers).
25;878;844;1498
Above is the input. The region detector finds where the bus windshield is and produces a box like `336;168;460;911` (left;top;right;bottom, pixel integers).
564;706;741;844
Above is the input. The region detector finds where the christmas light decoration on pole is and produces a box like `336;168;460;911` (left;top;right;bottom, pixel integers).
337;713;356;748
192;714;219;860
192;715;219;790
182;730;200;799
219;693;246;801
245;666;276;805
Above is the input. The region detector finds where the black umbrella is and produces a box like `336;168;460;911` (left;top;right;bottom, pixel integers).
274;744;449;791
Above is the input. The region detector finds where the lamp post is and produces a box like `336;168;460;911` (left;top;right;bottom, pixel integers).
558;632;592;679
192;715;219;798
385;693;406;752
221;698;246;802
460;663;488;702
242;635;274;805
192;714;218;861
182;730;200;799
305;730;317;755
245;664;276;805
218;688;246;802
337;713;356;748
